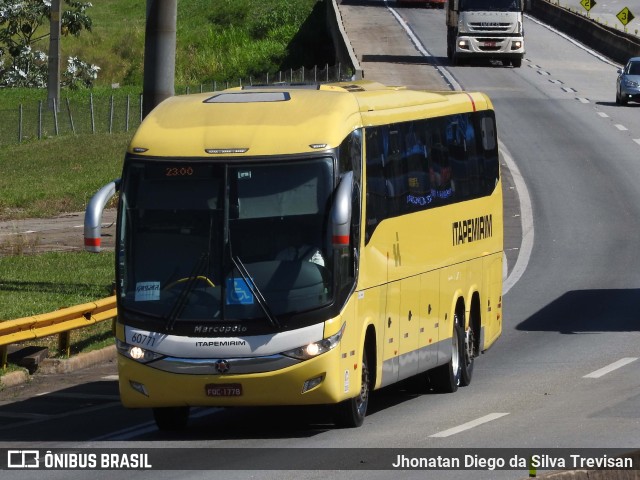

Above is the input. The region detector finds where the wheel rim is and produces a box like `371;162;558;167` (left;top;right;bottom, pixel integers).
464;327;474;366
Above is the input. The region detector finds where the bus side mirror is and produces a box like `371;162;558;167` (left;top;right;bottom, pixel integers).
84;179;120;253
331;171;353;249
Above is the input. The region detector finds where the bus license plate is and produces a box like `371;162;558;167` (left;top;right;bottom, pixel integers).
484;41;497;47
205;383;242;397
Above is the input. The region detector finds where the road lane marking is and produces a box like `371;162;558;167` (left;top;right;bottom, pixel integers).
501;140;534;296
634;139;640;146
615;124;628;131
430;413;509;438
583;358;638;379
385;1;462;91
597;112;609;118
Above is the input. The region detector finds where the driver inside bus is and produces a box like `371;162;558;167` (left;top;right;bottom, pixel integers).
276;245;325;267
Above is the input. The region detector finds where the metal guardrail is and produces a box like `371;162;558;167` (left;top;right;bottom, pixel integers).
0;296;117;370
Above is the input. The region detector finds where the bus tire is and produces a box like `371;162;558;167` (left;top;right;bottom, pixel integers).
430;316;464;393
153;406;190;431
333;350;370;428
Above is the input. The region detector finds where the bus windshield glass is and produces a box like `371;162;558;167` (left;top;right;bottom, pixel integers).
117;157;335;327
459;0;521;11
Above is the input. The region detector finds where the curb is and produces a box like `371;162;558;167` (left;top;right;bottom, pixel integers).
0;345;116;388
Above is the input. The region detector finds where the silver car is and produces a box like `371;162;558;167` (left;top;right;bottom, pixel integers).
616;57;640;105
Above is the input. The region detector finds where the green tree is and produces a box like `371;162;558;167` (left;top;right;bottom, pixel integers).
0;0;98;87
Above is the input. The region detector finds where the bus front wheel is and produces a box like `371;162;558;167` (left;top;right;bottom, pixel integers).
153;406;190;431
333;350;370;428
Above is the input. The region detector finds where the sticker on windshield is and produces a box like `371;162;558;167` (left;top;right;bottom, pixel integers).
226;277;254;305
135;281;160;302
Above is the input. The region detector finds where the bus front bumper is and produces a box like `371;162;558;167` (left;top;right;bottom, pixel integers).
455;35;524;58
117;347;352;408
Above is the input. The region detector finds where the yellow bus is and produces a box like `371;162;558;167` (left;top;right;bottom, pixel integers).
85;81;503;431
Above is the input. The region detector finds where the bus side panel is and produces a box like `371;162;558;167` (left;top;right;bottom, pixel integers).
418;270;440;372
437;263;467;365
398;276;421;381
481;252;503;350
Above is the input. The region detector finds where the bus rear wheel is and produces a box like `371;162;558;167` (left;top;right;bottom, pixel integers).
333;350;370;428
153;406;190;431
430;314;465;393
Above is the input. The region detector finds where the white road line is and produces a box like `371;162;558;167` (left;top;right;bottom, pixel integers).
385;1;462;91
577;97;589;103
501;140;534;296
583;358;638;379
597;112;609;118
615;124;628;131
525;15;619;67
430;413;509;438
634;139;640;146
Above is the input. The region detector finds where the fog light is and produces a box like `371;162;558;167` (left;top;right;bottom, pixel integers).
130;346;145;360
302;375;324;393
129;380;149;396
511;40;522;50
458;40;470;50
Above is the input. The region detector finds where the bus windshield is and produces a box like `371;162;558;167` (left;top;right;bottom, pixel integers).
459;0;521;11
117;157;335;329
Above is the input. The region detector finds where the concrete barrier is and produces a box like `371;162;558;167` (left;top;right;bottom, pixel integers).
531;0;640;64
327;0;364;79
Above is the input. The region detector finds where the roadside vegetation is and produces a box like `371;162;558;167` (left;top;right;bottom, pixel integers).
0;0;333;360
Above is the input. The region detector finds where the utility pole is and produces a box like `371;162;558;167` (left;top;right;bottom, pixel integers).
48;0;61;111
142;0;177;119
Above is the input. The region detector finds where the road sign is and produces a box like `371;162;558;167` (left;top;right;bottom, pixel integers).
616;7;635;25
580;0;596;12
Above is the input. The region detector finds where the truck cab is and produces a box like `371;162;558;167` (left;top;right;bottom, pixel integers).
446;0;529;67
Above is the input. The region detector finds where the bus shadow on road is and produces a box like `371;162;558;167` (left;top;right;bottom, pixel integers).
0;377;445;441
166;388;424;440
515;289;640;333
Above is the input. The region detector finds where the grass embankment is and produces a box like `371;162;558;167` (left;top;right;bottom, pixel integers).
63;0;333;87
0;133;123;357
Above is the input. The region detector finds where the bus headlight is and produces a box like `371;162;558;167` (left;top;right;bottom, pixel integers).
116;339;164;363
282;323;346;360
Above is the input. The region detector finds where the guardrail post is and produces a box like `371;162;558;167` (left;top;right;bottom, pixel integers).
1;345;7;370
58;331;72;358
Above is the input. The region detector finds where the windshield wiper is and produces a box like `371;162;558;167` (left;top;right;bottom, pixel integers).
231;255;281;330
165;251;209;331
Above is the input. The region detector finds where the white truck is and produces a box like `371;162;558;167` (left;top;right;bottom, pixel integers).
446;0;529;67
